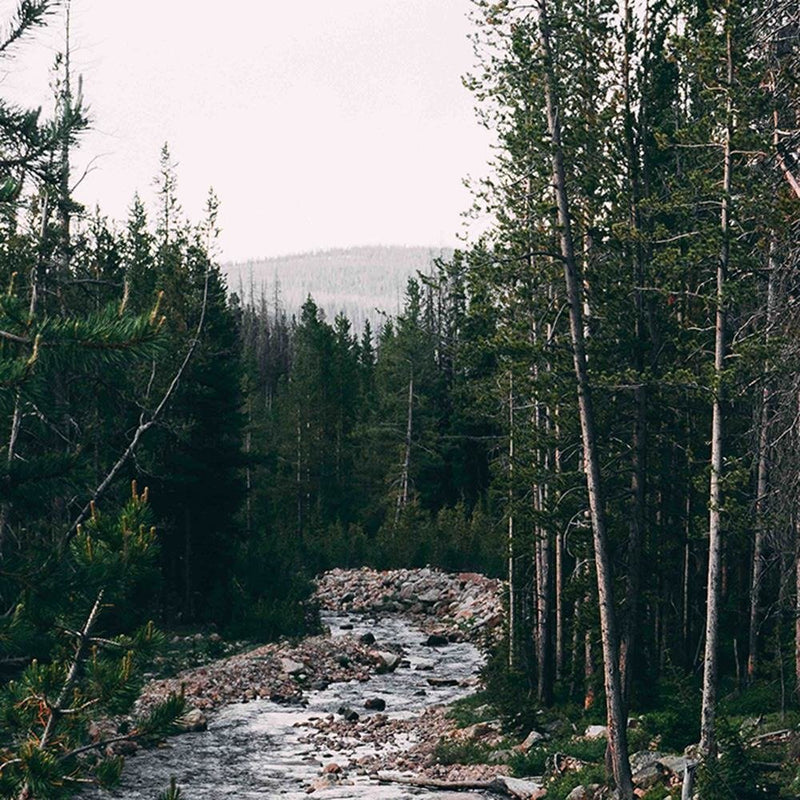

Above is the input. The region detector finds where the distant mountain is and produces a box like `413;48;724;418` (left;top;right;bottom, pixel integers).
223;245;453;332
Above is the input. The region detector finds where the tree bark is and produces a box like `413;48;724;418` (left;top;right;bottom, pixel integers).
748;240;776;681
535;1;632;793
699;14;733;760
395;366;414;524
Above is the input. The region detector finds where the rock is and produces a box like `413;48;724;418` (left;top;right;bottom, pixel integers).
270;691;304;706
337;706;359;722
414;660;435;671
364;697;386;711
373;651;402;673
632;761;663;790
322;762;342;774
178;708;208;732
657;754;690;780
565;785;602;800
583;724;608;739
424;633;449;647
310;679;330;691
462;721;497;739
515;729;548;751
281;657;306;676
629;751;663;773
418;589;441;604
427;677;459;687
107;739;139;756
359;632;376;645
488;749;513;764
339;623;354;630
494;776;547;799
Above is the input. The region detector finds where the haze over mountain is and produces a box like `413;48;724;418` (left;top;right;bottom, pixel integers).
224;246;453;332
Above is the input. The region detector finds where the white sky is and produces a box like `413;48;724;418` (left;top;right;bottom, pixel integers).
0;0;493;263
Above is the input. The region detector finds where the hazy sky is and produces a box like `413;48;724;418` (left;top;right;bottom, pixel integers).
0;0;494;263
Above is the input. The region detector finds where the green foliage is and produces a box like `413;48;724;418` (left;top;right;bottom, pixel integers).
433;738;493;766
157;777;182;800
696;724;761;800
544;765;607;800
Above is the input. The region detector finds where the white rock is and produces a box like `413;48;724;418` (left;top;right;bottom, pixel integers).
583;724;608;739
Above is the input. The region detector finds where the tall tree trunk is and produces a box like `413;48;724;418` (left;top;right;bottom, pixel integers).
508;374;519;668
619;0;647;705
555;409;564;681
699;14;733;760
395;366;414;524
748;239;776;681
535;2;632;792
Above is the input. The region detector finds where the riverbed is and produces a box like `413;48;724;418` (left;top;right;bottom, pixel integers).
89;611;491;799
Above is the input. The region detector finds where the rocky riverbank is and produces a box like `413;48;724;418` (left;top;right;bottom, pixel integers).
99;567;793;800
314;566;504;646
135;566;502;717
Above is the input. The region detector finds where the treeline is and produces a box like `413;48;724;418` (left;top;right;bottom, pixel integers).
0;3;243;793
446;0;800;796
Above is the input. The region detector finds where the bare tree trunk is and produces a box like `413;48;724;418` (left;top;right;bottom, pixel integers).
395;366;414;524
699;16;733;761
748;240;776;681
508;374;518;669
555;416;564;681
619;0;647;705
535;2;632;793
795;511;800;702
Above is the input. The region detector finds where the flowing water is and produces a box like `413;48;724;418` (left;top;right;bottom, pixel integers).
90;612;490;799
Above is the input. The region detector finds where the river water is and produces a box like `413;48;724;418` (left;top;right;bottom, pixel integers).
89;612;490;799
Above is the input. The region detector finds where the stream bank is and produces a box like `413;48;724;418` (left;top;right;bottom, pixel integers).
87;567;519;798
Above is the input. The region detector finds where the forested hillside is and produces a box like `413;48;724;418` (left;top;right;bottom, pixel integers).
225;245;452;333
2;0;800;798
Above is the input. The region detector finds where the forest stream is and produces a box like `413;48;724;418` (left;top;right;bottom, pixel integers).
89;608;492;799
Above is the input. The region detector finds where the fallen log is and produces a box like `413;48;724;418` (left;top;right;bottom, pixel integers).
376;771;546;799
748;729;791;747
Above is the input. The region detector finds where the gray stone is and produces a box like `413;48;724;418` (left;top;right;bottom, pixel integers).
515;729;548;751
583;724;608;739
178;708;208;732
632;762;663;790
281;657;306;676
373;651;402;672
565;785;602;800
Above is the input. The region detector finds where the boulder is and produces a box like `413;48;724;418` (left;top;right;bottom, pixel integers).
565;785;602;800
281;657;306;676
515;729;548;752
424;633;449;647
427;677;459;687
364;697;386;711
373;651;402;673
359;632;376;645
418;589;442;604
632;761;663;791
583;724;608;739
337;706;359;722
178;708;208;732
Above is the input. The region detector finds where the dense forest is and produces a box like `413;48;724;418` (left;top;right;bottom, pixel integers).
1;0;800;797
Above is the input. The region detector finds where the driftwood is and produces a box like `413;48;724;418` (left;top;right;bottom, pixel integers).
748;729;792;747
376;771;545;799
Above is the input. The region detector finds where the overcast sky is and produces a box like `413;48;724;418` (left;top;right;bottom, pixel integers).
0;0;493;263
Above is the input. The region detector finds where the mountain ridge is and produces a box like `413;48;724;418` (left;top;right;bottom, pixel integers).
223;245;453;332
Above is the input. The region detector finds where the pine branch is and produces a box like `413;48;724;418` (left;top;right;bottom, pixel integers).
62;267;210;546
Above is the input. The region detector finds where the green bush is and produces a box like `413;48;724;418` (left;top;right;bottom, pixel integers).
545;765;607;800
